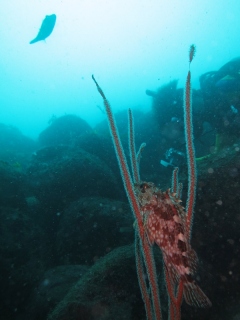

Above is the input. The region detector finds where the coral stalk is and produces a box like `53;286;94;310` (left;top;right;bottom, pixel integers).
135;231;153;320
92;75;162;320
171;167;179;194
184;45;197;238
128;109;140;183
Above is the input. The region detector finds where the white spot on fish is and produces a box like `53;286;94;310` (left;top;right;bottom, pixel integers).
178;233;185;241
173;215;181;223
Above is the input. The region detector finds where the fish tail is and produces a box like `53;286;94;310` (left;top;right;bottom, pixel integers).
29;38;38;44
183;280;212;308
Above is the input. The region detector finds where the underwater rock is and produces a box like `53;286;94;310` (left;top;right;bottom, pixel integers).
75;131;124;187
55;197;134;265
215;57;240;91
39;114;92;147
146;81;208;159
199;57;240;135
75;131;115;164
47;245;142;320
27;145;122;210
0;123;36;169
25;265;89;320
46;244;166;320
0;206;45;318
174;144;240;319
0;161;27;208
191;144;240;247
30;14;56;44
146;80;183;131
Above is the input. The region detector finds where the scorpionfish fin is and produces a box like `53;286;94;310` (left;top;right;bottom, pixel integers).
183;280;212;308
187;249;199;275
163;255;180;285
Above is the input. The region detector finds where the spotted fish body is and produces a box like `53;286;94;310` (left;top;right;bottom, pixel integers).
135;182;211;308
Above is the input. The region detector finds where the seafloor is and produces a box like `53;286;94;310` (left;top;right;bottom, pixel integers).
0;115;240;320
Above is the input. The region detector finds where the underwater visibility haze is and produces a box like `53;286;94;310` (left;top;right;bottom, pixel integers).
1;1;240;319
0;0;240;137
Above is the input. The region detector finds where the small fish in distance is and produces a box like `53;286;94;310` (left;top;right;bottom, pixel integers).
29;14;56;44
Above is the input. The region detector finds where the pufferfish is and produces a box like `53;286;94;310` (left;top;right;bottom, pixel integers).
135;181;211;308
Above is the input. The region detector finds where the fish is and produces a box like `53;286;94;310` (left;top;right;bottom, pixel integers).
135;181;212;308
29;14;56;44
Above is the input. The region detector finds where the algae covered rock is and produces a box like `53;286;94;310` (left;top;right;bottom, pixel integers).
47;245;143;320
27;145;121;210
39;115;92;147
0;161;27;208
26;265;89;319
55;197;134;265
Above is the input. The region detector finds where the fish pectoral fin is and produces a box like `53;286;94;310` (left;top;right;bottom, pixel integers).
164;259;179;285
183;280;212;308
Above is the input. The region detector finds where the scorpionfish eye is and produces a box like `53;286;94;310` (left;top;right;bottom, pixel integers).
140;183;149;193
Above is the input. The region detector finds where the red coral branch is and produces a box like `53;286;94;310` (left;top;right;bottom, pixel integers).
92;75;162;319
184;45;197;239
